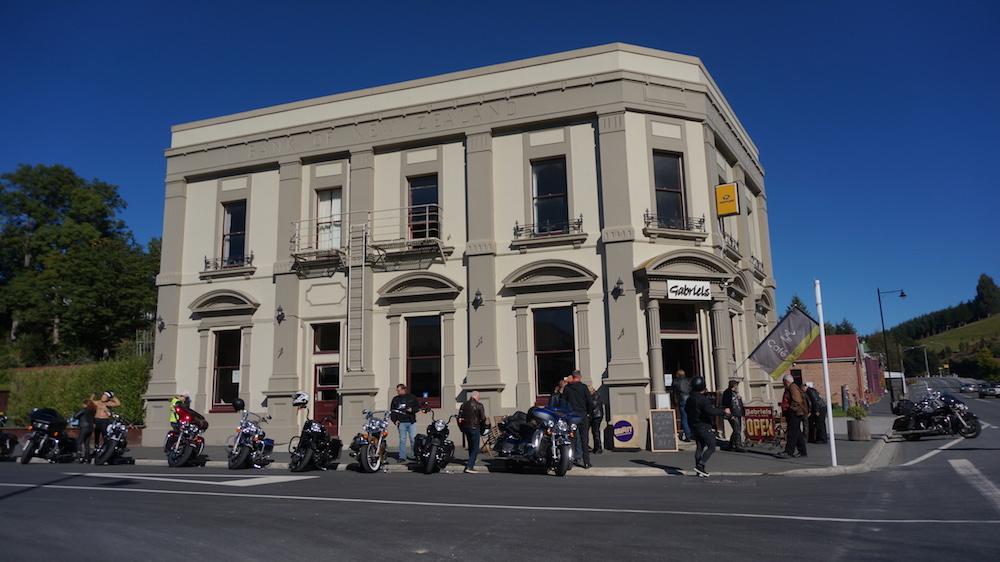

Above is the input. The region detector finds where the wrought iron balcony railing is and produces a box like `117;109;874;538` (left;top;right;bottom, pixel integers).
513;215;584;239
643;211;706;232
204;251;254;271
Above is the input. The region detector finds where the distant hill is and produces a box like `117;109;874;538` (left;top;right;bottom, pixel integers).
917;314;1000;351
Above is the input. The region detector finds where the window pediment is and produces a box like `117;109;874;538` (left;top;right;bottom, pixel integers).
502;260;597;293
377;272;463;303
189;289;260;317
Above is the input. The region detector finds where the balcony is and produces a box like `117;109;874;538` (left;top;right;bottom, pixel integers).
201;252;256;281
750;255;766;280
291;205;451;273
511;215;587;253
722;231;740;261
642;211;708;243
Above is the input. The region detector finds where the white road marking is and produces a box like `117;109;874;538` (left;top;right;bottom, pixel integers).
0;482;997;524
900;437;963;467
63;472;317;487
949;459;1000;515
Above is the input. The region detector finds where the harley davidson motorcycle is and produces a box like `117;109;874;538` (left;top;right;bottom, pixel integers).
1;412;18;461
20;408;78;464
226;398;274;469
495;406;581;476
93;410;135;465
413;406;457;474
892;390;980;441
164;403;209;467
349;409;392;473
288;392;342;472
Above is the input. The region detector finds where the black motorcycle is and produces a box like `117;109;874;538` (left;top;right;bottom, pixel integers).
0;412;16;461
892;391;981;441
20;408;78;464
93;410;135;465
413;406;457;474
289;415;342;472
226;398;273;469
495;406;581;476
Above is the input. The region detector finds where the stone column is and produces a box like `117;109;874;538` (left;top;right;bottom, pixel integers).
514;305;532;408
710;297;733;392
645;298;665;395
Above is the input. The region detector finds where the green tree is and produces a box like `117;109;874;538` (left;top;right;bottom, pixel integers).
973;274;1000;320
785;294;810;318
0;164;159;365
974;346;1000;381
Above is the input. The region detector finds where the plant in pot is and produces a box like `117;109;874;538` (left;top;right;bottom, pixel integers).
846;405;870;440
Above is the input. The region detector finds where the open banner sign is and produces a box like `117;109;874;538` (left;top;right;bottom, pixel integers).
744;406;775;442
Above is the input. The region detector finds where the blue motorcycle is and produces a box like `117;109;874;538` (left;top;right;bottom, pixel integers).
495;406;582;476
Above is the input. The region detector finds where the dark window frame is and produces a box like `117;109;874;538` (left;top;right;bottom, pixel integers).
406;315;442;408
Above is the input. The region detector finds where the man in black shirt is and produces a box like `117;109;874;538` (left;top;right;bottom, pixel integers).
390;384;419;462
562;370;594;469
685;376;731;477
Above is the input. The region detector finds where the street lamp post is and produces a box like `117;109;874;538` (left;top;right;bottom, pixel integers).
877;288;906;404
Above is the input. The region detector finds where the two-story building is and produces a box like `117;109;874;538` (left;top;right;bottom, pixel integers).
146;43;779;448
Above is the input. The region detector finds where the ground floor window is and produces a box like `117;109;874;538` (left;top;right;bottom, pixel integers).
406;316;441;408
533;306;575;404
213;329;241;406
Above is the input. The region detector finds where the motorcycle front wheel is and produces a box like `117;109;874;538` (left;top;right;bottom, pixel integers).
229;443;250;469
94;439;118;466
290;443;313;472
958;416;981;439
359;443;381;473
167;443;193;467
20;438;37;464
423;444;438;474
554;444;572;476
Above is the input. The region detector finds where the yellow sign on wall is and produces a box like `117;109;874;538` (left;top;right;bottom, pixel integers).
715;182;740;217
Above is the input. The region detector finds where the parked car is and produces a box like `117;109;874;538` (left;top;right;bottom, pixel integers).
978;382;999;398
960;382;978;393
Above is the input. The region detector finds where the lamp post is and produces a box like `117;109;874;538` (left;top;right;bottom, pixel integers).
877;288;906;403
902;345;929;379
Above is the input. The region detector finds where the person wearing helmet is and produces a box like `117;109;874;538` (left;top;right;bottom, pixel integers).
170;391;191;431
684;376;731;477
91;390;121;450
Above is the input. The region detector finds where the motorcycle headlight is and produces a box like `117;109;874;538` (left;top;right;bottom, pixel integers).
556;420;569;432
955;403;968;411
434;419;446;431
545;420;555;428
309;421;323;432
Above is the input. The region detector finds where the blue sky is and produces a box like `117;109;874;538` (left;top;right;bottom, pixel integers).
2;1;997;336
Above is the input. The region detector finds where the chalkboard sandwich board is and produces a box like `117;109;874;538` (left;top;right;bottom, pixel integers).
649;409;678;452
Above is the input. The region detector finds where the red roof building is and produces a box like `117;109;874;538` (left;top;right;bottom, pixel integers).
788;334;877;408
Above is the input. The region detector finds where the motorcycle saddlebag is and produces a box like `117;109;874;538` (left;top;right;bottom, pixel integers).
892;399;915;416
414;434;428;453
328;438;343;460
349;433;363;452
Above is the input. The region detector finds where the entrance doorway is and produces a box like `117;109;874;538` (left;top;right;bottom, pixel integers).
662;340;700;380
314;364;339;436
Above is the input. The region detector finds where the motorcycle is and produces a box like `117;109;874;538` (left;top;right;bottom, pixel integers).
413;406;457;474
495;406;581;476
348;409;392;473
1;412;17;461
93;410;135;466
288;392;343;472
20;408;78;464
892;391;981;441
164;403;209;467
226;398;273;469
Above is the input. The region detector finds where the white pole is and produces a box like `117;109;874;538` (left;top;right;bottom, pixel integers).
814;279;838;467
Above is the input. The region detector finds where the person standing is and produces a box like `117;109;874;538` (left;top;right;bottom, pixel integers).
390;384;419;462
721;380;746;453
588;385;605;454
672;370;692;442
562;370;594;469
547;378;569;410
804;382;828;444
685;376;731;477
458;391;488;474
73;398;97;463
775;374;808;458
170;391;191;431
92;391;121;450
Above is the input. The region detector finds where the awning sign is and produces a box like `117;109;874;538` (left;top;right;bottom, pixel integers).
667;279;712;300
715;182;740;217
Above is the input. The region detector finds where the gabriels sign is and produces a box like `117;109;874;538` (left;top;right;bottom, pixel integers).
667;279;712;301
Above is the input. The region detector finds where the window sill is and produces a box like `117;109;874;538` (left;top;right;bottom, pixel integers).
510;232;588;254
200;266;256;282
643;226;708;244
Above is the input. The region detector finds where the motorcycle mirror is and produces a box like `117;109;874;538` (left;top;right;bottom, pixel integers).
266;414;272;420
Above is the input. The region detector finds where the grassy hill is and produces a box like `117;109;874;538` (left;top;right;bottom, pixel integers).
916;314;1000;351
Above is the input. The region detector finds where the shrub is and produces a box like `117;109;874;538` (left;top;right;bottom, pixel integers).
5;355;151;426
846;405;868;420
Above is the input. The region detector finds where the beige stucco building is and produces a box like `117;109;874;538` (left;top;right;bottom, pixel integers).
146;43;779;448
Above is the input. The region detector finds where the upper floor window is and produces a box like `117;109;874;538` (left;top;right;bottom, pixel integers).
313;323;341;354
532;158;569;235
408;175;439;240
653;153;685;227
222;201;247;267
317;189;342;250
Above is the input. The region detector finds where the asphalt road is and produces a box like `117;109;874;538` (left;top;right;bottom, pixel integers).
2;378;998;561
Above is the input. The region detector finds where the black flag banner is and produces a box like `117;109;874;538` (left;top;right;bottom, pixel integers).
748;307;821;380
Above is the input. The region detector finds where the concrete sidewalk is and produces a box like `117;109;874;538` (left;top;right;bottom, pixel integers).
124;400;896;477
